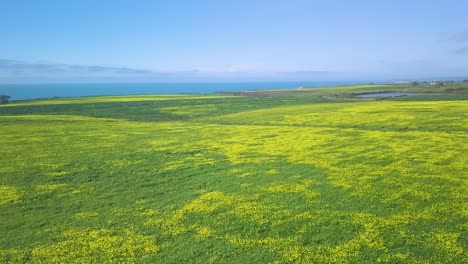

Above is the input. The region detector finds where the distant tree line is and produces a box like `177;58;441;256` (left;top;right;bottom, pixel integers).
0;95;10;104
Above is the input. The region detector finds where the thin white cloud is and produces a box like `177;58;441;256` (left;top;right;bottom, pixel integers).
227;64;262;73
0;59;339;83
452;30;468;42
452;47;468;54
0;59;153;77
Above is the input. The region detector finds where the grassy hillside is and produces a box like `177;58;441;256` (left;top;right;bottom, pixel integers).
0;85;467;263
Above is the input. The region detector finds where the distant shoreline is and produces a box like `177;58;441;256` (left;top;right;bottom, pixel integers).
0;81;374;101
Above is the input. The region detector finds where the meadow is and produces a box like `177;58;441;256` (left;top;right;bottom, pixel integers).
0;84;467;263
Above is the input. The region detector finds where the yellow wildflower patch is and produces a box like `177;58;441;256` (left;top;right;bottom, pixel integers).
31;229;158;263
0;185;23;206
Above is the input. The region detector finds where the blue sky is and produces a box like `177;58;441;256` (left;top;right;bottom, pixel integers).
1;0;467;82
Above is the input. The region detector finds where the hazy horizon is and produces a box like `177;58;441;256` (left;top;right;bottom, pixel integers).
1;0;467;83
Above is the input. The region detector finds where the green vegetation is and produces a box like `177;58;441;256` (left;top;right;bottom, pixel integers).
0;84;467;263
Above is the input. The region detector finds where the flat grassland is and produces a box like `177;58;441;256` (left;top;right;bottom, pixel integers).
0;84;467;263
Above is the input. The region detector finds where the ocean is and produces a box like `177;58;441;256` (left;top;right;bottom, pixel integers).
0;81;365;101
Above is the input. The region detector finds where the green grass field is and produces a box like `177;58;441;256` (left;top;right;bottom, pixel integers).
1;84;467;263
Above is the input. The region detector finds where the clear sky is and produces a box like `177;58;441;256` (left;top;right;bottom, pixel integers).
1;0;467;83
